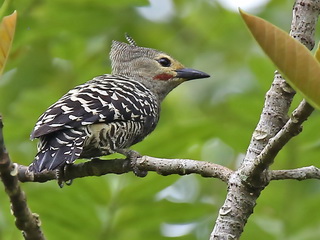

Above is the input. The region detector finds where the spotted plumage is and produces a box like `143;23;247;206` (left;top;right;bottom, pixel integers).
29;36;210;172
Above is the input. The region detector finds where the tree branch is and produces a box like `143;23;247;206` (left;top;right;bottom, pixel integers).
270;166;320;180
17;156;233;184
18;158;131;183
138;156;232;182
210;1;320;239
0;116;45;240
246;99;314;179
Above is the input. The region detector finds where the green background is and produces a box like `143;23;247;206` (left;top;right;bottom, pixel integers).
1;0;320;239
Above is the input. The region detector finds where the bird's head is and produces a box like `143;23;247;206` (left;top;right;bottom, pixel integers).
110;35;210;101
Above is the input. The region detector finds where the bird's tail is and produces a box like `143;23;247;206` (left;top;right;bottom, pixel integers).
29;129;86;172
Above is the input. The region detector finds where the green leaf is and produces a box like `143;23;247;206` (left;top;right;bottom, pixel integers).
240;9;320;109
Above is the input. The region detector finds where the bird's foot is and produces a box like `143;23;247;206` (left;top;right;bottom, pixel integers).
117;149;147;177
56;163;73;188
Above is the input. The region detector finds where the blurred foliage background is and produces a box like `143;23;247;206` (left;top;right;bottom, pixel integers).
0;0;320;239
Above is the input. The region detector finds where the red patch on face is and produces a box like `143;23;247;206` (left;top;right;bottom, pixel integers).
153;73;173;81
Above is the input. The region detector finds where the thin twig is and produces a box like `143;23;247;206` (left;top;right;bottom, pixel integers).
270;166;320;181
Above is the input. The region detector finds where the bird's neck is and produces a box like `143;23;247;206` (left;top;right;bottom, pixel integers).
138;78;180;102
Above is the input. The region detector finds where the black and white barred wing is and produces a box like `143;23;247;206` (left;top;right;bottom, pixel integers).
31;75;158;139
29;75;159;172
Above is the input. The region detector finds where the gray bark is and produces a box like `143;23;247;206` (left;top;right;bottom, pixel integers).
210;1;320;239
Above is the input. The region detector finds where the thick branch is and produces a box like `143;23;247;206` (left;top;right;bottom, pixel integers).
0;117;45;240
247;100;313;177
210;1;320;239
241;0;319;186
240;71;295;179
18;157;233;184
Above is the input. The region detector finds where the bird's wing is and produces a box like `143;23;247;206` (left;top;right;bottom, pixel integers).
31;75;159;139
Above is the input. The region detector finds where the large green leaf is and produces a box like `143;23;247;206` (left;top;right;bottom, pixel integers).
240;9;320;109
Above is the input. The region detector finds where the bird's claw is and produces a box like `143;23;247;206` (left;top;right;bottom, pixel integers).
56;163;73;188
118;149;148;177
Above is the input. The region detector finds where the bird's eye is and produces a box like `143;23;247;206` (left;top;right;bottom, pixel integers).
157;57;171;67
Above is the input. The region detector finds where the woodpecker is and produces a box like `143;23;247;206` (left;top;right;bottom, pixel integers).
29;35;210;173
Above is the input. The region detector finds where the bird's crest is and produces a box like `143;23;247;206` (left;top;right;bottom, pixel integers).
125;33;137;46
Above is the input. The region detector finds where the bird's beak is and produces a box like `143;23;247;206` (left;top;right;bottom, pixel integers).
175;68;210;80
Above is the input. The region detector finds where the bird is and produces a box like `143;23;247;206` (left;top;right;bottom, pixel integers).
28;34;210;173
